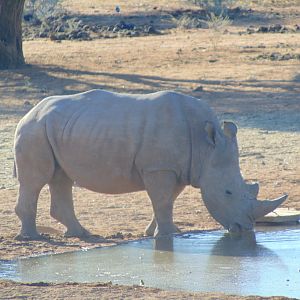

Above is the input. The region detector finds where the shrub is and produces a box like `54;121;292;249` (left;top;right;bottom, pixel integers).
24;0;62;19
205;12;232;50
191;0;238;15
174;15;206;29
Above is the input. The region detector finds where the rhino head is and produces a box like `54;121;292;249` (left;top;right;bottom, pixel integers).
199;121;287;233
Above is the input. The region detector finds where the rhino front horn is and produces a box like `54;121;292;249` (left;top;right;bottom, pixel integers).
253;194;288;220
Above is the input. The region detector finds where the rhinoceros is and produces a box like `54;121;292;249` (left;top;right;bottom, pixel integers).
13;89;287;239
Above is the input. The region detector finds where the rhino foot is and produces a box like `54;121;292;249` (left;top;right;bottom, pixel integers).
154;223;181;238
145;224;180;237
145;217;181;237
64;226;91;238
14;232;47;241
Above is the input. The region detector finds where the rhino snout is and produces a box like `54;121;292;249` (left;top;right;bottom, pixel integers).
228;221;254;233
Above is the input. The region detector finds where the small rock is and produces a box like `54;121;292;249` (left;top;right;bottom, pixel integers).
130;31;139;37
23;14;34;22
77;20;84;27
39;31;48;38
45;16;55;23
270;52;281;60
49;33;57;41
112;26;119;33
281;53;292;61
55;25;65;33
23;100;32;106
193;86;203;92
76;31;89;39
110;232;124;239
258;26;268;33
144;25;156;34
246;28;255;34
32;18;42;26
269;24;282;32
57;33;67;40
41;26;50;33
176;48;183;55
257;43;266;48
60;14;69;21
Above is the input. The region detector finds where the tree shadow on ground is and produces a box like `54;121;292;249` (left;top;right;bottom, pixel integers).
1;64;299;132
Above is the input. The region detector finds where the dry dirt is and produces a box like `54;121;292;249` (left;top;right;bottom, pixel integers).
0;0;300;299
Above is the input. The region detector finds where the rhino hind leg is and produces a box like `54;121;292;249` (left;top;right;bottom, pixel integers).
15;184;45;240
14;127;55;240
49;168;89;238
143;171;183;237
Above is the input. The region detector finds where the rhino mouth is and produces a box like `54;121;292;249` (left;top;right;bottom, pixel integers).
228;221;254;233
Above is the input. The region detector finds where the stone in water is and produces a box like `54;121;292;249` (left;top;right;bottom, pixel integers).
256;207;300;224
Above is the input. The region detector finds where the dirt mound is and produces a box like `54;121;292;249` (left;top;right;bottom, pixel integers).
254;52;300;61
247;24;300;34
22;13;161;41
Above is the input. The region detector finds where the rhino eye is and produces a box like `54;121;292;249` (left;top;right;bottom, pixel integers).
225;190;232;195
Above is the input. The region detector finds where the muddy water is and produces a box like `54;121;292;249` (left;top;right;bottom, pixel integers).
1;226;300;298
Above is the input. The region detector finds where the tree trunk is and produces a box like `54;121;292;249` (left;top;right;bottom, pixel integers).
0;0;25;69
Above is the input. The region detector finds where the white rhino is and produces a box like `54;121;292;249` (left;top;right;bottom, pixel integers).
13;89;287;239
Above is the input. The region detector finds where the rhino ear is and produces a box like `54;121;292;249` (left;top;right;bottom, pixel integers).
205;121;225;147
205;121;216;145
223;121;238;138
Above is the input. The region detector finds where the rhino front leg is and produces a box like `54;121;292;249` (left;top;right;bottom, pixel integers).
143;170;183;237
145;184;184;236
49;168;89;237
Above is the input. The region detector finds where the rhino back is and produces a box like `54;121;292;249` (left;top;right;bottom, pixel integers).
27;90;216;193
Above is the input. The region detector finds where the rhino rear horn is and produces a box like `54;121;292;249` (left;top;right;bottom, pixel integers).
253;194;288;220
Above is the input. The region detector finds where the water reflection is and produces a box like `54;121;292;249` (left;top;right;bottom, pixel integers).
211;231;274;257
152;236;174;264
203;230;290;295
154;236;174;251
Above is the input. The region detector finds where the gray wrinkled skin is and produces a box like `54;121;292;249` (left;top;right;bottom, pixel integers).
13;89;287;239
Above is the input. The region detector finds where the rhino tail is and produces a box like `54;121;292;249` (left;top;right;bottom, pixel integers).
13;160;17;178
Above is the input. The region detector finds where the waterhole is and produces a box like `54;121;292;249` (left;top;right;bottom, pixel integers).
1;225;300;298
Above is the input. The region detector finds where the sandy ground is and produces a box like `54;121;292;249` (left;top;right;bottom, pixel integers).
0;0;300;299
